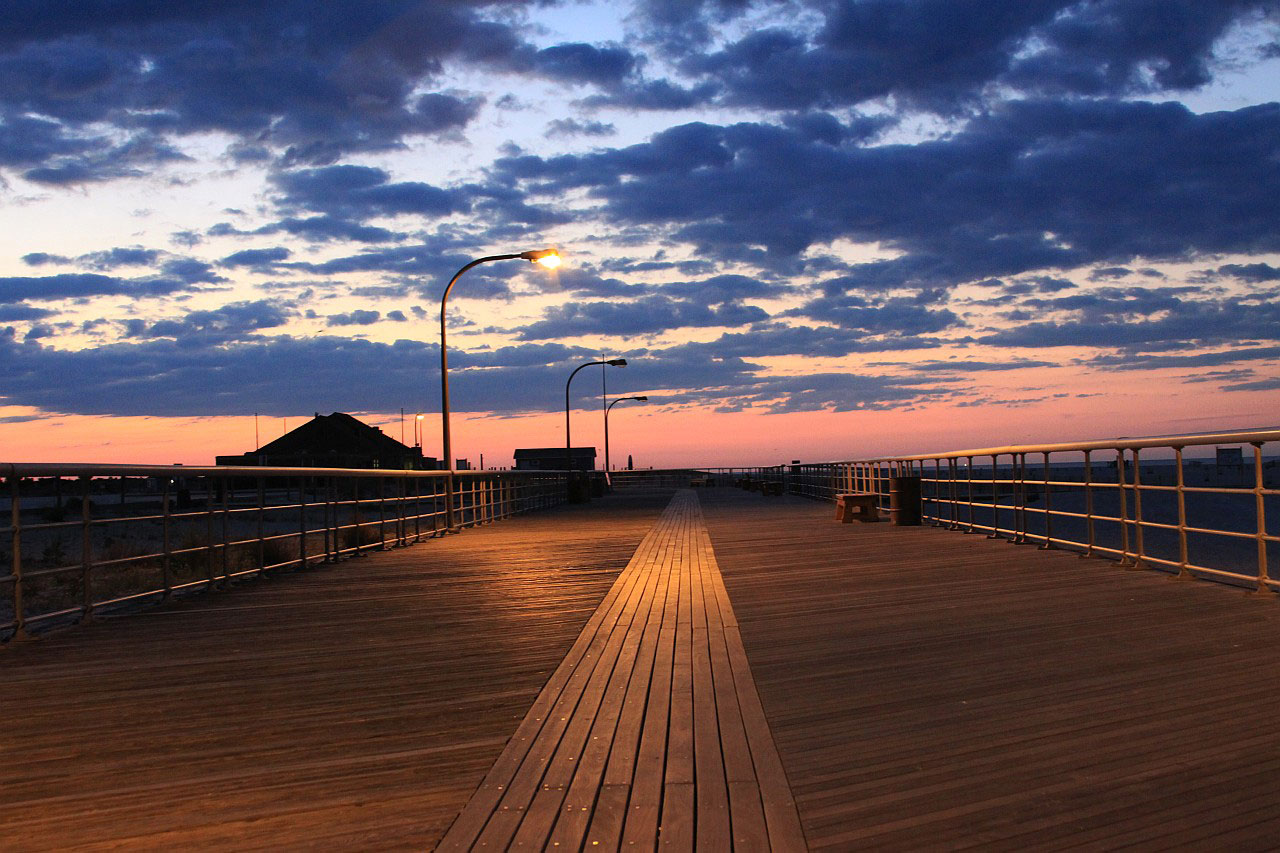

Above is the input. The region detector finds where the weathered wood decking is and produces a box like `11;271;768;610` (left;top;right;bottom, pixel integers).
0;494;669;850
5;486;1280;850
699;488;1280;850
438;490;804;850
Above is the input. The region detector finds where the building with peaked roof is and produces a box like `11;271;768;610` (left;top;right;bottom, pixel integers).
216;412;436;470
513;447;596;471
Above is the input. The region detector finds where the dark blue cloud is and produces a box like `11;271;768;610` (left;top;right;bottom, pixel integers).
0;272;198;301
979;295;1280;348
514;42;638;86
673;0;1274;112
514;295;769;339
0;1;635;181
327;309;381;326
271;165;470;219
130;299;292;345
495;99;1280;286
0;303;54;321
545;118;616;138
220;247;292;268
1216;262;1280;282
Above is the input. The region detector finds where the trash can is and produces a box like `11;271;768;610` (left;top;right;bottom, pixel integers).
567;472;592;504
889;475;922;525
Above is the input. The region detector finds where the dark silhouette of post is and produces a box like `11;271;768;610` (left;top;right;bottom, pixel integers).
605;396;648;475
441;250;559;529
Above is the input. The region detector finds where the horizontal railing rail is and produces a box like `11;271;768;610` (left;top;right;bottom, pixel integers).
782;429;1280;595
2;463;568;641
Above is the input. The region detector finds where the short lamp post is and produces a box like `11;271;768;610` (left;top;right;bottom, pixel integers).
441;249;560;529
565;358;626;470
605;396;648;476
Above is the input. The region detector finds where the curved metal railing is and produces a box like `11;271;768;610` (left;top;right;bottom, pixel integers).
784;428;1280;594
1;463;567;640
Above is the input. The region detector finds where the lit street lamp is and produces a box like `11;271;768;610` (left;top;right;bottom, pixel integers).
605;396;648;476
565;358;625;470
441;249;560;529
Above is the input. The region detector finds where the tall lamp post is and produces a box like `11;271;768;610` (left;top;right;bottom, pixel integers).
565;358;625;470
605;396;648;476
441;249;560;530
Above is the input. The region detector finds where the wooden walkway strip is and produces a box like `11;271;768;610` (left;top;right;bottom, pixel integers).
438;490;807;851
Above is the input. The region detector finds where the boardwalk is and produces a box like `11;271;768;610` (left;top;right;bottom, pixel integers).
5;487;1280;849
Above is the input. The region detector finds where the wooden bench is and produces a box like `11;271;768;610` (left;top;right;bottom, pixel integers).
835;492;880;523
761;481;784;496
689;476;709;487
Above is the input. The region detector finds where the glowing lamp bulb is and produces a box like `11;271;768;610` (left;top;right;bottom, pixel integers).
535;252;561;269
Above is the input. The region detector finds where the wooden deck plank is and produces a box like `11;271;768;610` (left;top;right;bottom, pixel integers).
0;494;672;851
547;526;672;849
698;488;1280;850
467;509;661;849
446;490;804;850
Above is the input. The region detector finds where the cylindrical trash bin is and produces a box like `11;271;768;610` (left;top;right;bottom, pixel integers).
889;475;922;526
567;471;592;503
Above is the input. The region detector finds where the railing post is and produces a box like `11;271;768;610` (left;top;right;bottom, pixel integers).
965;456;976;533
205;478;217;588
80;475;94;623
987;454;1001;539
221;477;231;583
1082;450;1095;558
1126;448;1147;570
1039;452;1054;550
1171;447;1194;582
256;476;267;572
8;475;29;641
353;479;364;555
298;476;308;569
161;479;173;598
378;476;387;549
1249;442;1273;597
1116;449;1134;567
413;476;422;541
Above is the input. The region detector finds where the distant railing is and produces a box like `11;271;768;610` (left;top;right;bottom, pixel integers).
2;464;567;640
783;429;1280;594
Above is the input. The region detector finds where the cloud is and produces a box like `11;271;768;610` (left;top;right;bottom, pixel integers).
220;247;292;268
494;99;1280;286
671;1;1274;112
513;295;769;339
327;309;381;326
0;303;55;321
545;118;617;138
0;2;639;181
271;164;470;220
979;296;1280;348
128;299;293;345
0;272;199;301
1216;262;1280;282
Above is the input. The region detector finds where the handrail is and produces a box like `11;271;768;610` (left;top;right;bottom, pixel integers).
807;427;1280;465
778;427;1278;599
2;462;577;478
2;464;569;641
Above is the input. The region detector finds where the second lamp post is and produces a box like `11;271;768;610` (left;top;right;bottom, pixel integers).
565;358;625;469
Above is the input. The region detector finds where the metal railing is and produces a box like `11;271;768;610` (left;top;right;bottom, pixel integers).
785;429;1280;594
2;464;567;640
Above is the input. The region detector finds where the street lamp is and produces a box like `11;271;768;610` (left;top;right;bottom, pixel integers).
605;396;648;476
441;249;560;530
565;358;625;470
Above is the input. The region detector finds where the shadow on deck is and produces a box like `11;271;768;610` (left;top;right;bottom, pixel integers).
4;487;1280;850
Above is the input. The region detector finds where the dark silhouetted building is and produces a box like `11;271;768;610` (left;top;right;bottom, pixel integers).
217;412;435;469
514;447;596;471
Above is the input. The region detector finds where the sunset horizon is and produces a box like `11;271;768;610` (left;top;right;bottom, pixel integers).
3;1;1278;467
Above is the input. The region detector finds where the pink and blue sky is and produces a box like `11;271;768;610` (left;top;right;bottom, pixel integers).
1;0;1278;468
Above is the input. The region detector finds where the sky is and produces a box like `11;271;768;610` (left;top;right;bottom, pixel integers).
1;0;1279;469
